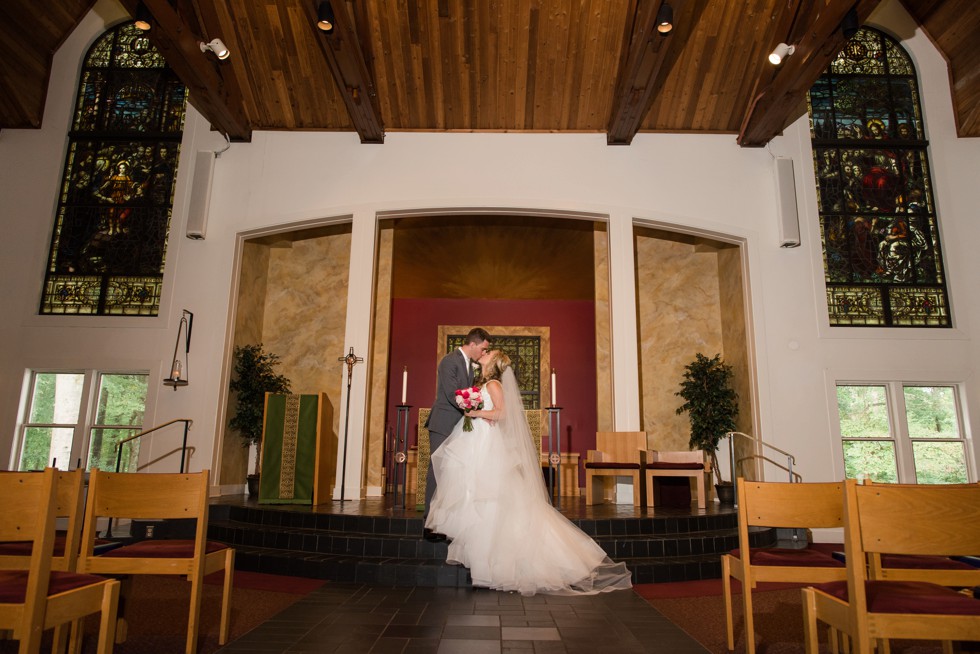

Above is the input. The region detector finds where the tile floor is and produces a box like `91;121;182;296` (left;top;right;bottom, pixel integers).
216;583;709;653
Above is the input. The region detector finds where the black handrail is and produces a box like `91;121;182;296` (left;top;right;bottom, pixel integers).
114;418;193;473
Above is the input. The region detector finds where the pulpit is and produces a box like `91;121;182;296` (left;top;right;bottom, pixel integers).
259;392;335;504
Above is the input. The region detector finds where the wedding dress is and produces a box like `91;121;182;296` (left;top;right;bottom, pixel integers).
426;368;632;596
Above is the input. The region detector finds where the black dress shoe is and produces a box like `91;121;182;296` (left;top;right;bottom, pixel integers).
423;528;447;542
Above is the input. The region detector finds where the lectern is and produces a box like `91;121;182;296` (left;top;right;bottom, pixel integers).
259;392;335;504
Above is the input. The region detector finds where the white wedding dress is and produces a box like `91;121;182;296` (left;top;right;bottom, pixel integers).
426;369;632;596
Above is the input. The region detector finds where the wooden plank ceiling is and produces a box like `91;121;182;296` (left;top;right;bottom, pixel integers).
1;0;977;145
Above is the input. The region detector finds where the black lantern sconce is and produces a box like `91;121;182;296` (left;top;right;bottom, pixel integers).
163;310;193;390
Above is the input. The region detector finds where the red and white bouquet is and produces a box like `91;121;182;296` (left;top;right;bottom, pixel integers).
454;385;484;432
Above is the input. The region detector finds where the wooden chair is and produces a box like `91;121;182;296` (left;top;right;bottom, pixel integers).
77;470;234;654
645;450;709;509
584;432;647;506
722;478;847;654
802;479;980;654
0;468;119;654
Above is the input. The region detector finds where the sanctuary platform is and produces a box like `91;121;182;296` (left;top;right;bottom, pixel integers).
207;495;773;587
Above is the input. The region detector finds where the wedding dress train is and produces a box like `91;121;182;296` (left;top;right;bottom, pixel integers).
426;369;632;596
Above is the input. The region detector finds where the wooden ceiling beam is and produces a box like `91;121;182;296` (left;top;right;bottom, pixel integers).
737;0;884;147
606;0;685;145
119;0;251;141
304;0;384;143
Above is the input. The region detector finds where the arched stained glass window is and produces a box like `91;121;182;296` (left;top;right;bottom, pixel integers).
40;22;187;316
807;27;950;327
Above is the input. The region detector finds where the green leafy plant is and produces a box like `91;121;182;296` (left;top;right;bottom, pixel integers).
675;353;739;484
229;344;291;476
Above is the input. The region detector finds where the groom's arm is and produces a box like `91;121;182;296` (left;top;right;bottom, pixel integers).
435;354;466;409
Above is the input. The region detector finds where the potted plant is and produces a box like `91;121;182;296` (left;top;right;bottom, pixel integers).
229;344;291;495
675;353;739;504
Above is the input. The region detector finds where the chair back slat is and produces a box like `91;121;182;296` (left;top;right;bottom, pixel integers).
596;432;646;464
855;482;980;557
740;480;844;529
0;473;51;544
88;471;209;519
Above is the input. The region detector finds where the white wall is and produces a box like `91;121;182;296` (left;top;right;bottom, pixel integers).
1;0;977;493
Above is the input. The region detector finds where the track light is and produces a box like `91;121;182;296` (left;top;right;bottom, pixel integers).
133;2;152;31
841;8;860;39
317;1;335;33
768;43;795;65
655;2;673;36
199;38;230;60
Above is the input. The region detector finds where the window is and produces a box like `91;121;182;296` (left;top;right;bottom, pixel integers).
17;371;148;472
40;23;187;316
807;28;951;327
835;382;970;483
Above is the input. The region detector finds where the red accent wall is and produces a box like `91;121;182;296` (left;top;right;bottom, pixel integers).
387;298;597;486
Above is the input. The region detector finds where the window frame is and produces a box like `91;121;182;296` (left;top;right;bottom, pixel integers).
15;368;149;471
830;377;974;484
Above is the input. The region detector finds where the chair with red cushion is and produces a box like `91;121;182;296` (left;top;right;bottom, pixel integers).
722;479;847;654
77;469;234;654
0;468;119;654
802;479;980;654
584;432;647;506
644;450;709;509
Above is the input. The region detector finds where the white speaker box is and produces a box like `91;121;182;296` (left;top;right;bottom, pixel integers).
186;151;215;240
773;157;801;248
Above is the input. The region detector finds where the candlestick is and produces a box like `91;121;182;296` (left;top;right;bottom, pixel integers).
401;366;408;404
550;369;557;406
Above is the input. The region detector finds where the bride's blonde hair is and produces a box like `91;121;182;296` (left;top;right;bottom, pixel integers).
480;350;511;383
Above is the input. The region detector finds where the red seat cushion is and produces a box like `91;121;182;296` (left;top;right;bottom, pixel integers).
100;540;229;559
882;554;976;570
0;533;69;557
814;580;980;615
647;462;704;470
730;547;845;567
584;462;640;470
0;570;109;603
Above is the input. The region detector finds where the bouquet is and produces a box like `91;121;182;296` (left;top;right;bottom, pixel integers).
454;385;484;432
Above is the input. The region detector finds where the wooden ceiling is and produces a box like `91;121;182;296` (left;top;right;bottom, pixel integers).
2;0;978;144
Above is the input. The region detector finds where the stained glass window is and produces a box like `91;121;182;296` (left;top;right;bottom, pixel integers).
40;23;187;316
807;28;950;327
446;335;542;409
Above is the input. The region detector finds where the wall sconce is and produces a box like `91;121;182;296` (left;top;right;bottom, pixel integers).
768;42;795;65
163;310;193;390
317;2;335;33
656;2;673;36
199;38;231;60
133;2;152;31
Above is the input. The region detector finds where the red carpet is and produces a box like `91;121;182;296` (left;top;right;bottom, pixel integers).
635;580;947;654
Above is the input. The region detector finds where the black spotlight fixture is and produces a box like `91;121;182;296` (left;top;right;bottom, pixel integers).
841;8;860;39
134;2;152;31
656;2;673;36
317;1;335;33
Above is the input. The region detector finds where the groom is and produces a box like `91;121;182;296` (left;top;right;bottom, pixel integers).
423;327;491;541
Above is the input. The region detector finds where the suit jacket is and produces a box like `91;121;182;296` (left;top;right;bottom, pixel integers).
425;349;473;436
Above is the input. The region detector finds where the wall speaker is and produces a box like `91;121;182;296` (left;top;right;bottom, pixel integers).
186;150;215;240
773;157;801;248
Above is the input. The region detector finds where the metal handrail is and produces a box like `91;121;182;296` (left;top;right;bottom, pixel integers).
734;454;803;483
727;431;798;507
115;418;193;473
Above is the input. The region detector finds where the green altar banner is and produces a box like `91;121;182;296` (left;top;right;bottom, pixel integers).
259;393;332;504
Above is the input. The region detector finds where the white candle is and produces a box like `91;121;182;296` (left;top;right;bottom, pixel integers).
171;359;182;381
401;366;408;404
550;369;557;406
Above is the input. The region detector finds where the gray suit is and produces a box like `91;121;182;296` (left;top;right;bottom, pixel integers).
423;348;473;518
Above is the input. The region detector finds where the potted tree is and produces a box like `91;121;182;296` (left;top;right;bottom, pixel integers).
229;344;291;495
675;353;739;504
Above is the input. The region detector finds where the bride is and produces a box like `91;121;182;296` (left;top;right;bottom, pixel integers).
425;349;632;596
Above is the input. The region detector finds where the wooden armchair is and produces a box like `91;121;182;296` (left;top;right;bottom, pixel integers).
722;479;847;654
0;468;119;654
77;470;234;654
584;432;647;506
802;479;980;654
644;450;709;509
